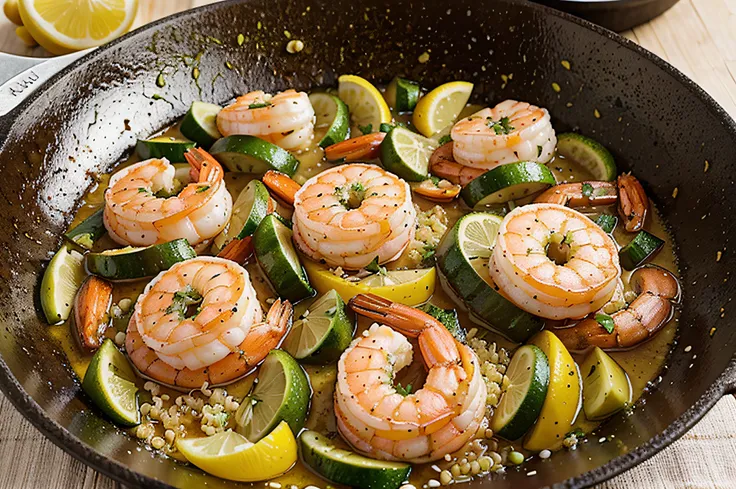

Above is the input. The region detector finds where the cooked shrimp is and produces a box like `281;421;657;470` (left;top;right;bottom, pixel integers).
617;173;649;232
216;89;315;151
293;163;416;270
552;265;679;351
335;294;486;463
451;100;556;170
429;142;485;186
413;178;462;203
125;256;292;388
103;148;232;249
534;181;618;207
490;203;621;320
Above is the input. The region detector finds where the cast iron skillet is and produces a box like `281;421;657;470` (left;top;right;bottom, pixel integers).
0;0;734;487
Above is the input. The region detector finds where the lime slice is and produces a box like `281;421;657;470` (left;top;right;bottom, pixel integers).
180;101;223;149
581;347;631;420
209;135;300;176
302;260;435;306
235;350;310;442
283;289;354;363
436;213;543;343
254;214;314;302
64;208;105;250
461;161;557;209
338;75;392;133
300;430;411;489
41;243;87;324
309;92;350;148
176;422;297;482
384;77;421;112
412;81;473;137
86;238;197;281
556;133;617;181
380;127;437;182
524;331;582;452
492;345;550;440
136;137;196;163
213;180;270;253
81;339;139;426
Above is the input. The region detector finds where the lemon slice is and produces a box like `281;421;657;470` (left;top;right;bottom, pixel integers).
412;81;473;137
176;421;297;482
338;75;392;134
302;259;435;306
18;0;138;55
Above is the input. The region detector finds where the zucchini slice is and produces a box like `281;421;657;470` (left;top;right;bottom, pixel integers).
212;179;271;253
435;213;544;343
384;76;421;112
180;101;223;148
618;230;664;270
64;208;105;249
86;238;197;281
300;430;411;489
492;345;550;440
309;93;350;148
460;161;556;209
136;137;196;163
556;133;617;181
209;135;299;176
594;214;618;234
254;214;314;302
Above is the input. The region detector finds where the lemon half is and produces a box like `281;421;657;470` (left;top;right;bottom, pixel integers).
412;81;473;137
19;0;138;55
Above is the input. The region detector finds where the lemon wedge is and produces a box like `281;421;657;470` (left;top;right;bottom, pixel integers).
176;421;297;482
302;259;435;306
523;331;582;452
412;81;473;137
338;74;392;133
18;0;138;55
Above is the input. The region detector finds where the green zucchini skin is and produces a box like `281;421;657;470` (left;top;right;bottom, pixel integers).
64;208;106;249
435;216;544;343
209;135;299;176
619;230;664;270
460;161;556;208
86;239;197;281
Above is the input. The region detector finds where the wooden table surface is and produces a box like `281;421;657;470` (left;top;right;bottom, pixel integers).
2;0;736;488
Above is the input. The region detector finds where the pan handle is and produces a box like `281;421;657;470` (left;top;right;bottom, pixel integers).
0;50;92;138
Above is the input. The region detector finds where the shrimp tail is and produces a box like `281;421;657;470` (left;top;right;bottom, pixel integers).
263;170;301;206
349;293;434;338
185;147;224;183
617;173;649;232
534;181;618;207
324;133;386;162
552;265;679;351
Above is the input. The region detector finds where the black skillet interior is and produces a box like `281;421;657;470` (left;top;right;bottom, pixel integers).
0;0;735;488
532;0;680;32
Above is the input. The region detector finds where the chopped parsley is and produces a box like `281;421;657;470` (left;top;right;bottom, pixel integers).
165;285;203;319
365;256;387;275
582;182;594;197
487;116;515;135
196;185;211;193
438;134;453;145
395;383;413;396
248;101;271;109
358;123;373;135
537;145;543;157
595;313;615;334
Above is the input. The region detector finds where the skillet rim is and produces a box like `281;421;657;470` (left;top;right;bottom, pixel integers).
0;0;735;487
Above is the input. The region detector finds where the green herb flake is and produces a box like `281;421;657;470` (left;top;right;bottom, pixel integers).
582;182;594;197
155;73;165;87
488;116;515;135
358;123;373;135
248;101;271;109
379;123;394;133
196;185;211;193
420;303;464;341
438;134;453;145
365;256;383;274
395;383;413;396
166;285;204;319
595;313;615;334
537;145;543;157
429;175;441;186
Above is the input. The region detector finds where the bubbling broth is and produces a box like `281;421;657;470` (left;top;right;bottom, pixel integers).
46;87;679;488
